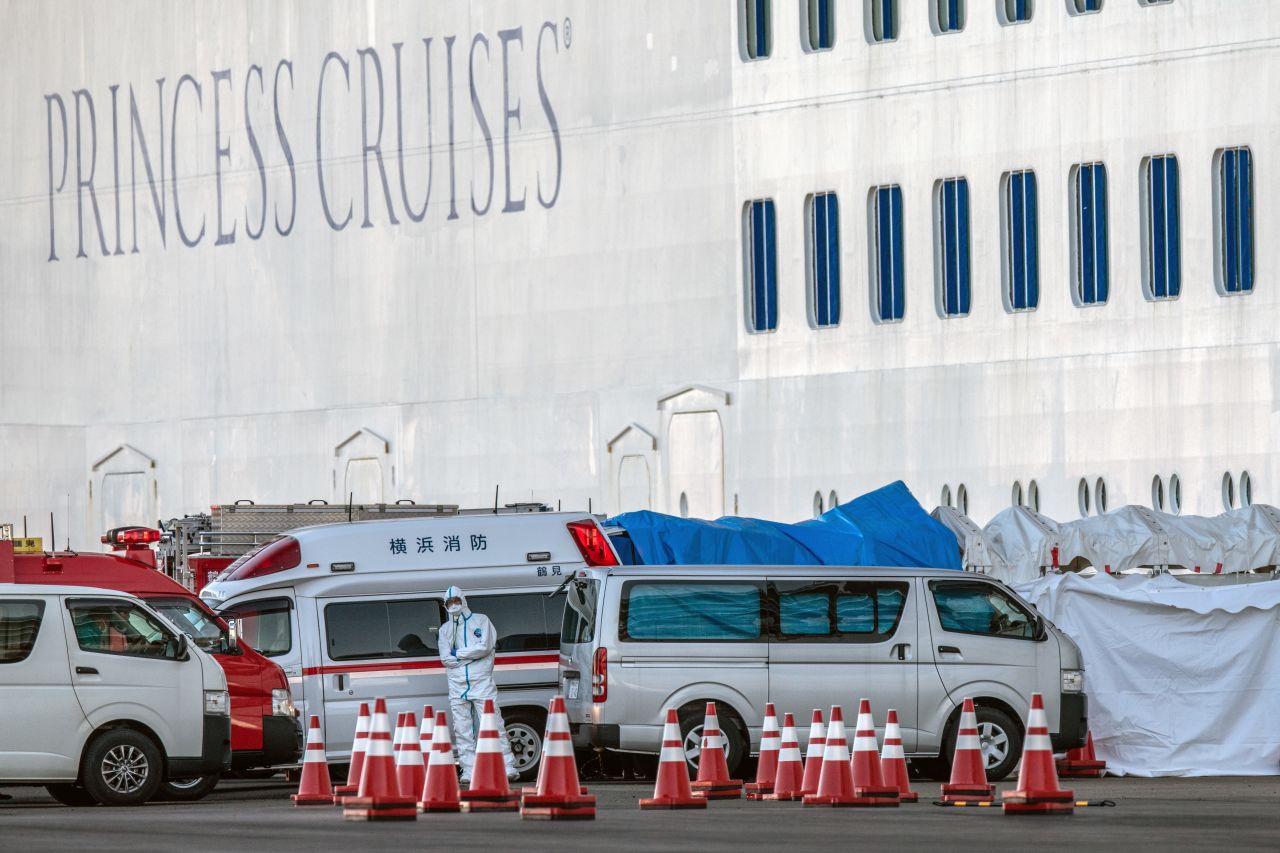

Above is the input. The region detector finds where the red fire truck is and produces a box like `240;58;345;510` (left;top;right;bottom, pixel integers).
0;530;301;800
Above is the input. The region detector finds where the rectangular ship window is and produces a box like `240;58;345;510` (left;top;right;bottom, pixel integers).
806;0;835;51
1143;155;1181;299
1216;147;1254;295
935;177;971;317
742;0;772;59
867;0;898;43
1003;170;1039;311
934;0;965;33
807;192;841;327
745;199;779;332
1072;163;1109;306
870;185;905;323
1069;0;1103;14
1001;0;1033;24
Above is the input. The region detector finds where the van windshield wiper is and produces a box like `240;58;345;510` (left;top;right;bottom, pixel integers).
548;575;575;597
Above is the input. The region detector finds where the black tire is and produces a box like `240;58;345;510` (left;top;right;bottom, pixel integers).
939;704;1024;783
907;758;950;782
504;709;546;783
80;728;164;806
678;703;749;778
44;784;99;807
154;773;220;802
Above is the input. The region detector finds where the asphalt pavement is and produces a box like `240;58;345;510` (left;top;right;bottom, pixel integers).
1;776;1276;852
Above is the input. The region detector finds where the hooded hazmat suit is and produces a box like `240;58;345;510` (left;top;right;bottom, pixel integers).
437;585;517;780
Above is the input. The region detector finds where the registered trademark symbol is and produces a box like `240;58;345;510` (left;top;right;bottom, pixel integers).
563;17;572;48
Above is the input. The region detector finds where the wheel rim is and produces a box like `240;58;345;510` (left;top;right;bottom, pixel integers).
101;744;150;794
977;721;1010;769
165;777;203;790
683;724;703;769
506;723;542;774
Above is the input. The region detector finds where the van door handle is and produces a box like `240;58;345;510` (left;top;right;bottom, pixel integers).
76;666;99;675
891;643;911;661
335;674;346;691
938;645;962;655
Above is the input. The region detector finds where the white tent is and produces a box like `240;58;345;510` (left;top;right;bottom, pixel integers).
980;506;1076;583
1016;572;1280;776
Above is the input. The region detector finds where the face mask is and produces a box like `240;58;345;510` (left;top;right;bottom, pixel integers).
446;604;463;616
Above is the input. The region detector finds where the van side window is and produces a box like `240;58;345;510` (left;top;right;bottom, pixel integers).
0;600;45;663
221;598;293;657
930;581;1036;640
68;599;175;659
620;582;764;642
467;592;565;652
774;581;908;642
324;599;444;661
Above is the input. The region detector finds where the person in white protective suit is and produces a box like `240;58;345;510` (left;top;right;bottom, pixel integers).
437;585;518;783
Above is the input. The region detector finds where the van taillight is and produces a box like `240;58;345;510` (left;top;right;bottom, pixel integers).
566;520;619;567
223;536;302;581
592;647;608;703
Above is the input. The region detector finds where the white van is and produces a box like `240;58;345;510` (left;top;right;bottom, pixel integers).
0;584;231;806
199;511;616;780
559;566;1088;781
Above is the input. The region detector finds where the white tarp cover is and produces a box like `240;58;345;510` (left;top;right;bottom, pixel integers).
1017;573;1280;777
930;506;1009;576
983;504;1280;583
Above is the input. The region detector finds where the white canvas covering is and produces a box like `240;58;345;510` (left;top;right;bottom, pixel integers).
930;506;1009;577
979;504;1280;583
1016;573;1280;776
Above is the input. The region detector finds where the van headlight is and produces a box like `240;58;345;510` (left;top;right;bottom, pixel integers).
272;688;297;717
1061;670;1084;693
204;689;231;716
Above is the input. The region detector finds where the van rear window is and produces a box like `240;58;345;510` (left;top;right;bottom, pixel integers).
466;592;565;653
0;600;44;663
620;582;764;642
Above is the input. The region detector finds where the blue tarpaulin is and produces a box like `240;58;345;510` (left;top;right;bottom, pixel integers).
609;481;962;570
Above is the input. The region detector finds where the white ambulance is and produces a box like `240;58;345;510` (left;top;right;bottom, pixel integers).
198;510;618;780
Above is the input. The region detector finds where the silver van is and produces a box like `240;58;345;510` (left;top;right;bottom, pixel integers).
558;566;1087;780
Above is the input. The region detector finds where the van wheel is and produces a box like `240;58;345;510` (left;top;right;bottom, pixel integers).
155;773;220;801
678;704;748;778
44;784;99;807
81;729;163;806
939;705;1023;783
504;710;545;783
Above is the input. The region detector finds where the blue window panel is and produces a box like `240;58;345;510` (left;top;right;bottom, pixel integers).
1148;156;1180;299
1010;0;1030;22
746;0;770;58
748;199;778;331
835;593;875;633
874;0;896;42
875;185;905;322
1007;171;1039;310
780;591;828;636
624;583;762;641
1076;164;1108;305
942;0;961;32
940;178;971;316
812;0;833;50
811;193;841;327
1221;148;1254;294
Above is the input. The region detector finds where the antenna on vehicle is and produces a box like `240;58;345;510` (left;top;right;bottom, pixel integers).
588;497;592;514
347;492;353;523
557;500;561;512
49;512;55;555
22;515;27;537
494;485;500;514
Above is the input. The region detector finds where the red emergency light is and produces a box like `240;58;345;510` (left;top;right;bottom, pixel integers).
101;527;163;547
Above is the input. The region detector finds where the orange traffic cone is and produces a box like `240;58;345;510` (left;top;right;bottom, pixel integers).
802;705;856;807
849;699;898;806
691;702;743;800
333;702;370;804
745;703;780;799
764;713;804;801
940;698;995;803
396;711;426;801
799;709;826;796
420;710;462;813
460;698;520;812
1003;693;1074;815
343;697;418;821
522;696;596;820
1057;731;1106;779
419;705;435;757
881;709;917;803
291;715;334;805
639;708;707;810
